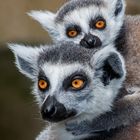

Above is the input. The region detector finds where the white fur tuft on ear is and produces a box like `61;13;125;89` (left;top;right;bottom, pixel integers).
28;10;55;25
8;44;42;79
27;10;58;38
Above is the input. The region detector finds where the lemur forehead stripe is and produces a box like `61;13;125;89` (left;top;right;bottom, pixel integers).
38;42;94;66
56;0;105;22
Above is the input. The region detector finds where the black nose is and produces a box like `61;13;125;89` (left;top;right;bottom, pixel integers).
80;34;102;49
41;96;76;122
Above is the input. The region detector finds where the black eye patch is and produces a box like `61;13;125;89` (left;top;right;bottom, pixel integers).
38;71;50;92
89;16;106;30
63;71;88;91
66;25;81;38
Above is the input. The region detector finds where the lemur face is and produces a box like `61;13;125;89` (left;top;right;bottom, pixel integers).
9;42;125;123
28;0;125;48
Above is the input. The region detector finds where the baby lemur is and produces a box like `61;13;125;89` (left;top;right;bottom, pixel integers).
9;42;140;140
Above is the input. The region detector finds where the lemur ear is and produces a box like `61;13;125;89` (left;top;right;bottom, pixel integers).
8;44;41;79
28;11;59;40
106;0;126;17
91;49;125;86
101;53;125;85
114;0;126;16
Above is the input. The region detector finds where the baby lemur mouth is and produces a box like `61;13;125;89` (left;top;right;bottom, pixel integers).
41;95;77;122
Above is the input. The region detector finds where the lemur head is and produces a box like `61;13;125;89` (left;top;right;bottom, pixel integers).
9;42;125;123
28;0;126;48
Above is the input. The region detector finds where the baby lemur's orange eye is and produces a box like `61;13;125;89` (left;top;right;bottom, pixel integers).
67;30;78;38
71;79;84;90
95;20;106;29
66;25;81;38
38;79;48;90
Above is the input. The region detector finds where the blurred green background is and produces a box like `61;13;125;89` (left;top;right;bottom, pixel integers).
0;0;140;140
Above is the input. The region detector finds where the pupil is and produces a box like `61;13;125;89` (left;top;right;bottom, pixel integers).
71;31;75;35
99;22;102;25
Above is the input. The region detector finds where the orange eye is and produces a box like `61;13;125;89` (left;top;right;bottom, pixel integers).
67;30;78;38
38;79;48;90
71;79;84;90
95;20;106;29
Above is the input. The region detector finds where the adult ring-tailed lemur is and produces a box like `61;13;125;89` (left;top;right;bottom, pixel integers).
9;41;129;140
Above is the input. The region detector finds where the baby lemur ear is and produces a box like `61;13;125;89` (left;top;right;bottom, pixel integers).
114;0;125;16
106;0;126;17
28;11;59;39
8;44;42;79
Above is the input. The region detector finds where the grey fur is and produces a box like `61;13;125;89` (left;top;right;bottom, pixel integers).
56;0;105;22
38;41;96;66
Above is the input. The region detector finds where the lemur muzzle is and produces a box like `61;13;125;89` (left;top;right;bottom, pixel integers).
41;95;76;122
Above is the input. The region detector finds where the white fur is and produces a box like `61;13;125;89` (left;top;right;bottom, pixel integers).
36;122;92;140
42;63;84;93
8;44;42;79
28;10;56;30
28;11;59;39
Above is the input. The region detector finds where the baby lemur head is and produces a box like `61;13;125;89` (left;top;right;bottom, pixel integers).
28;0;125;48
9;41;125;123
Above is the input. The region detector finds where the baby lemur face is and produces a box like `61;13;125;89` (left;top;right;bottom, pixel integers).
29;0;125;48
9;42;125;123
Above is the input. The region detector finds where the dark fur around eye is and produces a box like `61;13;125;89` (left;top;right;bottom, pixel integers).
63;71;88;91
66;25;81;38
38;71;50;92
89;17;106;30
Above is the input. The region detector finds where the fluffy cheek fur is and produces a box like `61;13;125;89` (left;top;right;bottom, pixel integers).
100;10;124;45
68;76;124;123
57;75;121;122
32;83;45;107
78;86;116;121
